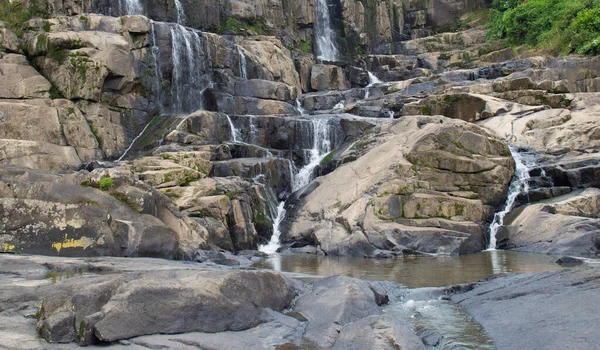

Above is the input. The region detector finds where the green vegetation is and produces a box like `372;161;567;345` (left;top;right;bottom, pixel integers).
298;40;311;54
216;17;265;35
0;0;49;37
98;176;114;191
320;151;335;165
110;191;142;213
488;0;600;55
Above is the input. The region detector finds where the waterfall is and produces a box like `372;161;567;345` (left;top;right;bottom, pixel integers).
296;98;307;115
488;146;536;250
225;115;241;142
367;71;383;85
365;71;382;99
174;0;186;25
237;46;248;80
167;24;209;114
150;23;164;108
259;202;287;254
123;0;144;15
117;117;158;161
293;118;331;191
315;0;339;62
333;101;345;109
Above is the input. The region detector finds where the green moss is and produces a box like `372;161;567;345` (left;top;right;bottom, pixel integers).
226;191;235;200
217;17;265;35
110;191;142;213
320;151;335;165
176;171;196;187
42;20;50;32
67;107;75;115
420;105;432;115
298;40;311;54
77;321;86;343
98;176;114;191
88;122;103;148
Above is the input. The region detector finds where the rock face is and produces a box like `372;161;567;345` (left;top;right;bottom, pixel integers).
282;116;514;256
0;254;419;349
497;188;600;256
451;267;600;350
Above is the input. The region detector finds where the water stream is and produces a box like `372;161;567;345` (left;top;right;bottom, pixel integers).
315;0;339;62
292;118;332;192
174;0;186;24
488;146;537;249
237;46;248;80
123;0;144;15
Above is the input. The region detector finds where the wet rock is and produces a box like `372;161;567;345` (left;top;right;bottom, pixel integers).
451;268;600;350
556;256;584;265
332;315;426;350
420;330;444;347
283;116;514;256
293;275;389;347
500;188;600;256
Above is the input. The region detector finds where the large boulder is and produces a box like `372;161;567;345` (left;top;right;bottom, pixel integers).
93;270;295;341
311;64;351;91
282;115;514;256
498;188;600;256
451;267;600;350
293;276;390;347
332;315;426;350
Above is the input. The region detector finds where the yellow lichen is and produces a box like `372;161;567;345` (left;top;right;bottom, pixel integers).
2;243;15;252
51;234;94;254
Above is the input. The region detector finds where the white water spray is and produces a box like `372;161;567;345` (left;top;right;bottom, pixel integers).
174;0;186;24
225;115;241;143
367;71;383;85
124;0;144;15
488;146;535;250
293;118;331;191
237;46;248;80
259;202;287;254
315;0;339;62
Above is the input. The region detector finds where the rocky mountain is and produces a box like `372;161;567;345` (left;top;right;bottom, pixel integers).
1;0;600;261
1;0;600;348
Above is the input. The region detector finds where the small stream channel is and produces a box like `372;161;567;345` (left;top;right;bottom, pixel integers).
255;250;568;349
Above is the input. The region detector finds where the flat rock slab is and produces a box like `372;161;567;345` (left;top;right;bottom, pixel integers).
451;267;600;350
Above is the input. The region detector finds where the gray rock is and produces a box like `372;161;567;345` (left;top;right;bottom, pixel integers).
451;268;600;350
94;270;295;341
293;275;386;347
332;315;426;350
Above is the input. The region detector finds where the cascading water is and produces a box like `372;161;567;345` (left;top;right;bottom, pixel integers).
167;24;210;114
296;98;307;116
488;146;536;250
117;117;158;161
315;0;339;62
237;46;248;80
367;71;383;85
258;117;334;254
123;0;144;15
293;118;332;192
174;0;186;24
365;71;382;99
225;115;241;143
260;202;287;255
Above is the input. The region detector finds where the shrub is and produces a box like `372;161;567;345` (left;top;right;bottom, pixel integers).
488;0;600;55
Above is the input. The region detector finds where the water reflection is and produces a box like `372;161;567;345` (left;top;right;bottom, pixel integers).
254;251;565;288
